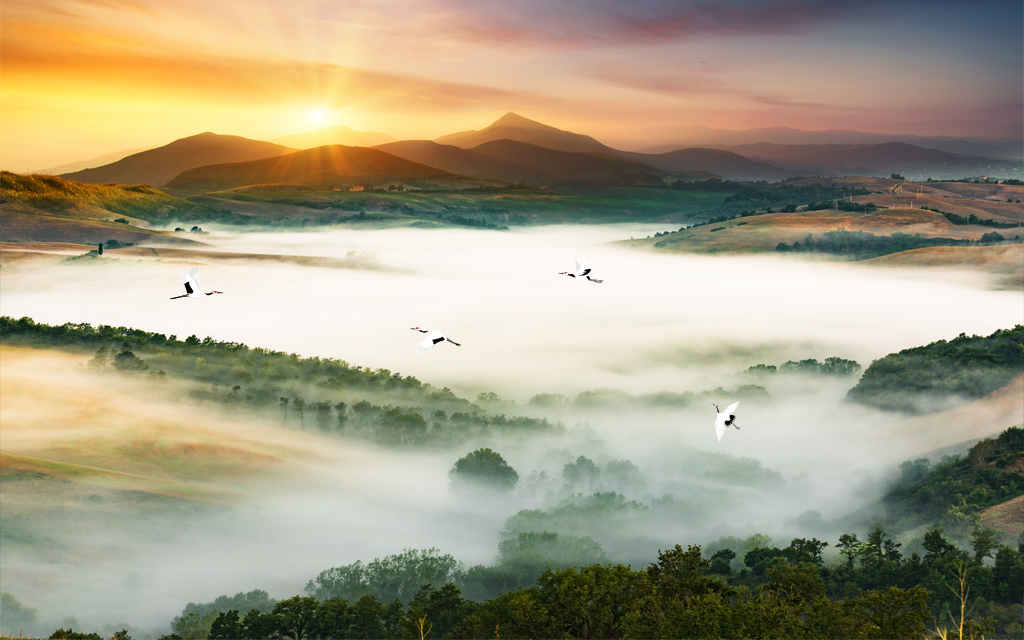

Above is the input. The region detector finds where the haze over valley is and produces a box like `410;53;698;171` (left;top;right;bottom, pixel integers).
2;0;1023;637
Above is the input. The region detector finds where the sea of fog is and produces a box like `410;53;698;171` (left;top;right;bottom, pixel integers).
2;224;1020;401
1;224;1022;633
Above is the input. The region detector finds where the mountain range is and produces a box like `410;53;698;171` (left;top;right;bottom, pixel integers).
641;125;1024;160
55;114;1024;191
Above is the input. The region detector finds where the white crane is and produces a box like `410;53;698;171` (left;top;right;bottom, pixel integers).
411;327;461;352
170;267;223;299
712;401;740;442
559;257;603;283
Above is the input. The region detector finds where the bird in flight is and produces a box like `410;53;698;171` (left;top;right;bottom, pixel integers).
712;401;740;442
411;327;461;352
170;267;223;299
559;258;603;283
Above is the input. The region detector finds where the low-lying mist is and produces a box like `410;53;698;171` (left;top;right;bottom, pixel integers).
1;224;1021;635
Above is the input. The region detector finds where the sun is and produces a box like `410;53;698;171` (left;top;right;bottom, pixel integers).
306;108;329;126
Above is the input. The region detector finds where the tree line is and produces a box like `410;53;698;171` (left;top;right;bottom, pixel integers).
146;521;1024;639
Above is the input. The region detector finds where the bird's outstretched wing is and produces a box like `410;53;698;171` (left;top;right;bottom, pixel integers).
415;336;435;353
180;267;202;292
716;418;725;442
724;401;740;419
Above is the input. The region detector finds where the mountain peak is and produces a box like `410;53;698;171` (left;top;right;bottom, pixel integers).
489;112;551;130
436;114;613;154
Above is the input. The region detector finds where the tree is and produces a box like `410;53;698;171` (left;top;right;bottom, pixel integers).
648;544;729;601
496;532;608;586
845;586;932;639
88;346;109;370
537;564;650;640
709;549;736;574
207;611;241;640
969;528;999;566
449;448;518;493
562;456;600;492
1;592;38;635
175;612;217;640
307;548;463;606
270;596;320;640
98;242;103;255
113;345;149;372
400;584;476;640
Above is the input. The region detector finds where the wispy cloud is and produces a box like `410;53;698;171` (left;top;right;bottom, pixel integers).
436;0;879;49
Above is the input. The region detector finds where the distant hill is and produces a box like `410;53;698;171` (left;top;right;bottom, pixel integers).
164;145;454;192
435;112;615;154
621;148;790;182
273;124;396;149
61;133;296;187
641;125;1024;160
42;146;155;175
707;142;1023;180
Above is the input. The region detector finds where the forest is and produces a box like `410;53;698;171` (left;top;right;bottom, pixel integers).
11;509;1023;639
847;325;1024;413
2;318;1022;639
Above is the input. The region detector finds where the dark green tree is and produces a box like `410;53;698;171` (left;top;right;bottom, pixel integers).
449;448;519;493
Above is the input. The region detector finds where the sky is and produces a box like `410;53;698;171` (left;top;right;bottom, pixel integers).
1;0;1022;171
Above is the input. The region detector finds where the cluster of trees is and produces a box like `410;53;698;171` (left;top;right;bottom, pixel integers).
745;357;861;377
922;207;1021;229
525;383;771;411
882;427;1024;531
433;212;509;230
159;524;1024;639
775;229;1018;259
846;325;1024;413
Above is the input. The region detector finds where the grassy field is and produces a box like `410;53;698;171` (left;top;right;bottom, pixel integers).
0;346;315;502
627;207;999;254
980;494;1024;536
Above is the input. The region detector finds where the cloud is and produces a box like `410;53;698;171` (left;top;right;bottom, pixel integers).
435;0;879;50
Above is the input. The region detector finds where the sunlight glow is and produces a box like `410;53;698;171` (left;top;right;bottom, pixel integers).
307;108;329;126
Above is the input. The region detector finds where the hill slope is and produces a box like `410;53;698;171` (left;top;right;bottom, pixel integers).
374;140;524;182
0;172;226;243
622;148;790;181
164;145;455;192
466;139;667;184
61;132;296;187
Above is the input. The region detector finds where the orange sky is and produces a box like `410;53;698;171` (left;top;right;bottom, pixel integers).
2;0;1021;171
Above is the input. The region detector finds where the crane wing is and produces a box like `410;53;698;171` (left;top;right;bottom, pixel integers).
415;336;435;352
180;267;202;292
724;401;740;418
716;418;725;442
